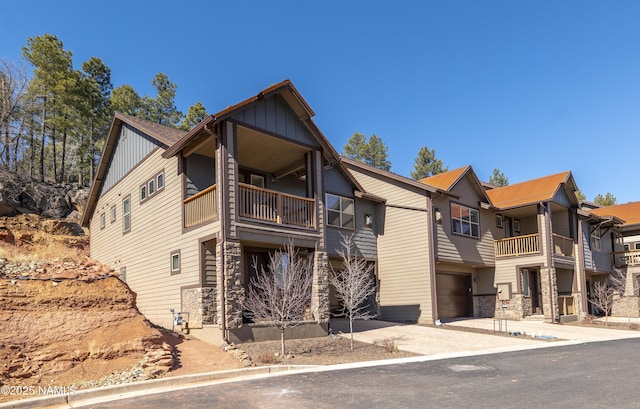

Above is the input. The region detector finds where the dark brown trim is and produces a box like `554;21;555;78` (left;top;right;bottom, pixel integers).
515;263;542;294
229;119;321;151
170;249;181;275
139;168;166;205
426;195;438;322
199;233;219;287
449;200;481;240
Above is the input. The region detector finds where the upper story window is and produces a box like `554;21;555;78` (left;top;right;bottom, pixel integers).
451;203;480;238
123;195;131;233
140;170;165;204
110;205;117;223
100;213;106;229
326;193;354;229
591;227;601;251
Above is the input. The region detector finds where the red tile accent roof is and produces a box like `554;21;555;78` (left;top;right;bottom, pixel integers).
486;171;572;209
590;201;640;227
419;166;469;191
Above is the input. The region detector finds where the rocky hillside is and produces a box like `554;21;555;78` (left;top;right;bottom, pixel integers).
0;168;87;220
0;210;175;403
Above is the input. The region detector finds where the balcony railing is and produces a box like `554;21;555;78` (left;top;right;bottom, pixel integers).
239;183;315;229
558;295;575;316
552;233;574;257
183;184;217;228
613;249;640;267
495;233;540;258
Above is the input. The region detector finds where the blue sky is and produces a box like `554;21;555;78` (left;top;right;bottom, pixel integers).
2;1;639;203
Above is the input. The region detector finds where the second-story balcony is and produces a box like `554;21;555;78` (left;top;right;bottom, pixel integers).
184;185;217;228
495;233;540;258
552;233;574;257
238;183;315;229
613;249;640;267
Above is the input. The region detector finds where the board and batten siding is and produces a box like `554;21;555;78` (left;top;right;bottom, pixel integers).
551;209;571;238
91;143;219;329
102;124;160;193
231;94;319;147
432;175;495;266
326;197;378;259
344;164;433;323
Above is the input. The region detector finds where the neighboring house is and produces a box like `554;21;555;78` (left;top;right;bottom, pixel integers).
590;201;640;317
82;80;378;343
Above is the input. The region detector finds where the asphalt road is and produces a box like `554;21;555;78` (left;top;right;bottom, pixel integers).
79;338;640;409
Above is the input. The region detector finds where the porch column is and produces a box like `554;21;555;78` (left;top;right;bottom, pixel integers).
540;267;560;321
310;250;330;323
222;240;244;329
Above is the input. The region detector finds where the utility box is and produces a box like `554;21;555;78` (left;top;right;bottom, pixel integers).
497;283;511;301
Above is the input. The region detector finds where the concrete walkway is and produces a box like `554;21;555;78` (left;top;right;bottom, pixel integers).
330;317;640;356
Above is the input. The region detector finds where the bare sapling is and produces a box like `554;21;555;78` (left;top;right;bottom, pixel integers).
329;233;377;350
243;241;313;356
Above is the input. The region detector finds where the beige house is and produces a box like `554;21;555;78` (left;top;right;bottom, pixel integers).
82;80;379;343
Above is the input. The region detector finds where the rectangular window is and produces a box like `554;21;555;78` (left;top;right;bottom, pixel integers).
123;196;131;233
451;203;480;238
171;250;181;274
326;193;355;229
591;227;601;251
157;172;164;190
635;243;640;250
148;179;155;196
100;213;105;229
120;267;126;282
250;174;265;188
110;206;116;223
522;269;530;297
140;185;147;201
624;244;630;251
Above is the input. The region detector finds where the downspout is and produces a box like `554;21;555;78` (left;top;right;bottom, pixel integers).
217;124;228;343
426;193;439;322
544;202;556;322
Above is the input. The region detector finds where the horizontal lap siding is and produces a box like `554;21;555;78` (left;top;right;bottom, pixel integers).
91;148;219;329
344;165;433;322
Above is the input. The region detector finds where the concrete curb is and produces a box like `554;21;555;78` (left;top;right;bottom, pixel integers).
0;365;321;409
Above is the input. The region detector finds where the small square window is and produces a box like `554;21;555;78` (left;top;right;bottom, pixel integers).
364;214;373;228
635;243;640;250
496;215;503;228
250;174;265;188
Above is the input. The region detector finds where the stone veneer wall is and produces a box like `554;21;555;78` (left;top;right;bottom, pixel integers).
540;268;559;321
493;295;525;320
310;251;330;323
612;293;640;318
222;240;244;329
473;295;496;318
181;287;217;329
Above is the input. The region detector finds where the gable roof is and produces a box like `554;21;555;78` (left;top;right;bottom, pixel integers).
419;166;469;191
81;113;187;227
162;79;339;162
341;157;441;194
590;201;640;227
419;166;492;205
486;171;576;210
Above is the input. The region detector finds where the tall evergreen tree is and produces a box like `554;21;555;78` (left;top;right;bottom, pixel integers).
180;101;207;131
594;192;617;207
488;168;509;186
140;73;183;127
110;85;142;116
342;132;391;171
410;146;448;179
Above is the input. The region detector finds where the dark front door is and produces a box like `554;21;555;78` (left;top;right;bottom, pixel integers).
436;273;472;318
530;270;542;314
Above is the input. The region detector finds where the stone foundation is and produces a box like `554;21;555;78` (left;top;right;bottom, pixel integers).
612;293;640;318
222;240;244;329
473;295;496;318
181;287;216;329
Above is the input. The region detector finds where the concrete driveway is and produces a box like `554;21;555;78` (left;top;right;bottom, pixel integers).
329;317;640;356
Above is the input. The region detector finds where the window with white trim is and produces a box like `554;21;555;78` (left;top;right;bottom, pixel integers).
157;172;164;190
100;213;105;229
110;205;116;223
171;250;181;274
591;227;601;251
451;203;480;238
123;196;131;233
326;193;354;229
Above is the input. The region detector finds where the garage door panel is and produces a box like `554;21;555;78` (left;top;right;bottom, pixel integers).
436;273;471;318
